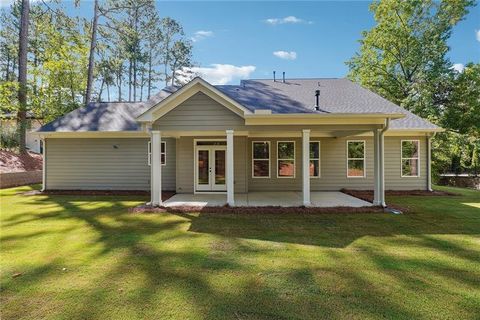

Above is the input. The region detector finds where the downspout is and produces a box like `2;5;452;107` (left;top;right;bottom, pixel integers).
41;136;46;191
427;132;436;192
379;118;390;207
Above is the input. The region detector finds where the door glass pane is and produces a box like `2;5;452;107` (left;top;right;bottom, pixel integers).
198;150;209;185
215;150;226;185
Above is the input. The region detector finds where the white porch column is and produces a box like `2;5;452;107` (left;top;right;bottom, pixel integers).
226;130;235;206
373;129;381;205
302;129;311;206
427;135;432;191
150;130;162;206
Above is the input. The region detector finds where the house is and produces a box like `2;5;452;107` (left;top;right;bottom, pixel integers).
1;112;43;153
36;77;442;207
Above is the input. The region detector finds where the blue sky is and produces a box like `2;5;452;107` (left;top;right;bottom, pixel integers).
3;0;480;84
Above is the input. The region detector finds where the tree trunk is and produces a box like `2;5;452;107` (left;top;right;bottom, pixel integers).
128;59;132;101
107;84;110;102
140;68;144;101
85;0;99;106
147;48;152;99
117;71;122;101
133;58;137;101
5;51;10;81
17;0;29;154
98;77;105;102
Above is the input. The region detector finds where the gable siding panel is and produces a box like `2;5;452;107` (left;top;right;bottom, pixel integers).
153;92;245;131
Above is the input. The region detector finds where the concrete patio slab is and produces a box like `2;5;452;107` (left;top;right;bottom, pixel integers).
163;191;373;208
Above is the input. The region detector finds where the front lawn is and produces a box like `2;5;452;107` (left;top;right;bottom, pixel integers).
1;185;479;319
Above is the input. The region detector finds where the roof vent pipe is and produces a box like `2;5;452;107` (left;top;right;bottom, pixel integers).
282;72;285;83
315;90;320;111
273;71;276;82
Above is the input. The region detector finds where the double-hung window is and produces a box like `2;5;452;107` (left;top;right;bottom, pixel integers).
252;141;270;178
310;141;320;177
347;140;365;177
277;141;295;178
148;141;166;166
401;140;420;177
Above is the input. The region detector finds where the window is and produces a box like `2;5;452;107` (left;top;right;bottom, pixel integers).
148;141;166;166
277;141;295;178
310;141;320;177
347;140;365;177
252;141;270;178
401;140;419;177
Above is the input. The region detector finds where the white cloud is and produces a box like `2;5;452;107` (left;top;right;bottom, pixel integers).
191;30;214;42
476;29;480;42
178;64;256;85
273;51;297;60
452;63;465;73
264;16;312;25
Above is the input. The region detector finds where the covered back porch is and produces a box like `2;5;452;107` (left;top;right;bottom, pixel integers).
149;125;391;208
163;191;373;208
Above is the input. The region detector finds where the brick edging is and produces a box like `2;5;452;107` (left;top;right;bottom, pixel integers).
0;170;42;189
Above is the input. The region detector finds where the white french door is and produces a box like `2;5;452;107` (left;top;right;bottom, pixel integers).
195;146;227;192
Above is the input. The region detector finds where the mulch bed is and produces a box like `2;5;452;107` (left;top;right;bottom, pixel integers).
0;150;42;173
341;189;458;204
130;204;386;215
21;190;175;201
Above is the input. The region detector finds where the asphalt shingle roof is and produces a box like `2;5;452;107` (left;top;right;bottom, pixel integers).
38;87;177;132
37;78;439;132
217;78;439;130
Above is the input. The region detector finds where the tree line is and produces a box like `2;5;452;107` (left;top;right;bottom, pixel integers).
0;0;193;152
347;0;479;177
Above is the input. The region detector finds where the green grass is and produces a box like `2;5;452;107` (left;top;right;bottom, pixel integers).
1;185;479;320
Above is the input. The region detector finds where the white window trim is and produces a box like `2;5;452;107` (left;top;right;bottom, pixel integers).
148;141;166;166
277;141;296;179
401;139;420;177
252;141;271;178
310;141;321;178
346;140;366;178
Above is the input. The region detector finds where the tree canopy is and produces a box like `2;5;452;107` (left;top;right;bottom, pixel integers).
347;0;479;176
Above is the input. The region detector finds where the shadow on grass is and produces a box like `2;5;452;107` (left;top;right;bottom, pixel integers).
1;185;480;319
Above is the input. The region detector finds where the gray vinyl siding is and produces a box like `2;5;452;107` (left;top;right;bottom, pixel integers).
161;138;177;190
384;136;427;190
176;137;194;193
234;136;248;193
310;137;375;191
175;136;248;193
153;92;245;131
45;138;176;191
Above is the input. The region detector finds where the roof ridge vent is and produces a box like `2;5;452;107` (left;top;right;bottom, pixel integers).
254;109;272;115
